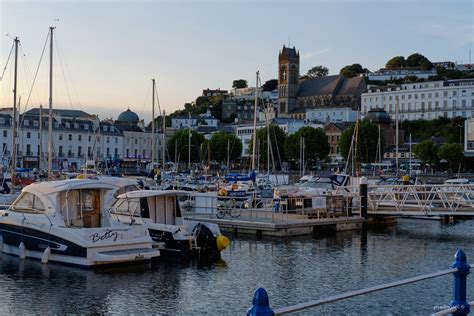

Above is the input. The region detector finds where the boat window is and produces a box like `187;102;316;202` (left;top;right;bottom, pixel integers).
12;192;45;213
114;185;140;198
110;198;140;216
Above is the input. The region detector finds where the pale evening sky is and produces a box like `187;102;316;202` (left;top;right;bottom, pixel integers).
0;0;472;123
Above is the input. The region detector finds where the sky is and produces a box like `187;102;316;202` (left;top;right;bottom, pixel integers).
0;0;473;123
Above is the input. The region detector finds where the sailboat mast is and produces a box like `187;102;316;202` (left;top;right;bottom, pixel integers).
11;37;19;181
395;95;399;175
162;110;166;172
48;26;55;178
226;138;230;172
151;78;155;166
266;106;270;174
39;105;43;171
251;71;259;171
188;111;191;170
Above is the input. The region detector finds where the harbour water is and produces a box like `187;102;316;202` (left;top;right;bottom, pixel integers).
1;218;474;314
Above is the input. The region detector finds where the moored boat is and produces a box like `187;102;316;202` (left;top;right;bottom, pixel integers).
0;178;160;268
109;190;230;264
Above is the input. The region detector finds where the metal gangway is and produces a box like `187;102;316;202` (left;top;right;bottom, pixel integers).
333;183;474;217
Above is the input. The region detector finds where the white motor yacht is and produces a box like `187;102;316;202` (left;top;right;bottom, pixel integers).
109;190;230;264
0;178;159;268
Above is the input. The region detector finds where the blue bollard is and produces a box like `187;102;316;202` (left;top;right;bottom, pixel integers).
450;249;470;315
247;288;275;316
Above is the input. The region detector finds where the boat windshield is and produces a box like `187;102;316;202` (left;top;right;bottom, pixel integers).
11;192;45;213
110;198;141;216
299;181;333;190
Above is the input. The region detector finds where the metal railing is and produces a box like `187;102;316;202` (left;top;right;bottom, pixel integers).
182;193;356;224
247;249;471;315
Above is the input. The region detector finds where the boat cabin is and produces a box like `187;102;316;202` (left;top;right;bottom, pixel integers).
111;190;188;226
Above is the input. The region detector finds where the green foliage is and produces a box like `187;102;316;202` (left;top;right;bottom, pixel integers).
438;143;464;171
262;79;278;91
339;120;381;163
195;96;210;108
406;53;433;69
285;126;330;165
307;65;329;78
386;56;406;69
206;132;242;162
167;129;204;164
413;140;439;166
248;124;287;167
401;117;465;144
340;64;369;78
232;79;248;89
437;66;474;80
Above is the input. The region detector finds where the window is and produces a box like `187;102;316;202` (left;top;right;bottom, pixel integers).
135;139;137;145
0;118;4;124
106;137;110;143
88;135;91;141
3;130;7;137
26;132;31;139
435;92;439;98
84;124;89;130
444;91;448;97
68;134;72;141
115;137;118;144
415;94;418;99
408;94;412;99
453;91;457;97
453;100;457;108
462;100;466;108
78;135;82;141
103;126;108;132
37;133;40;139
444;100;448;109
24;120;29;126
65;123;70;128
26;144;31;155
12;192;45;212
421;94;425;99
59;134;63;141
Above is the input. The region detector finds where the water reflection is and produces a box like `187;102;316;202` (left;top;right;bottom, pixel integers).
0;218;473;314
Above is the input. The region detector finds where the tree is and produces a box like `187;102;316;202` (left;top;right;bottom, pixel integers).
262;79;278;91
438;143;464;171
207;132;242;162
285;126;330;167
413;140;438;167
386;56;406;69
340;64;369;78
232;79;248;89
248;124;287;169
405;53;433;69
339;120;381;163
167;129;204;164
307;65;329;78
195;96;210;108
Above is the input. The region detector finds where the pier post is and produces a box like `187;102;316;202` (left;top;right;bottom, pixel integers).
360;177;368;219
247;288;275;316
450;249;470;315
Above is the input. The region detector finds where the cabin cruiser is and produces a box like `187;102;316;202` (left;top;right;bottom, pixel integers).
0;178;160;268
109;190;230;264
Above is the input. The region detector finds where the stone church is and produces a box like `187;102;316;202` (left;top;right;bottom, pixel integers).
278;45;367;119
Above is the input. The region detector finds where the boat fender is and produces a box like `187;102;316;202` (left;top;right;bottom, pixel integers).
41;246;51;264
216;235;230;252
0;235;3;251
19;242;26;259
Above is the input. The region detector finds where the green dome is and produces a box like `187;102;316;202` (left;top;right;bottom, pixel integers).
117;109;139;123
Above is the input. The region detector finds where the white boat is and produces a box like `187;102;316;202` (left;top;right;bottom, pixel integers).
109;190;230;263
0;178;160;268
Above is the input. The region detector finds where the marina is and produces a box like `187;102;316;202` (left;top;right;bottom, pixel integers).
0;218;473;314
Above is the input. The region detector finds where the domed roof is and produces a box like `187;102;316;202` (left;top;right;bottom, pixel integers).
117;108;139;123
366;109;391;124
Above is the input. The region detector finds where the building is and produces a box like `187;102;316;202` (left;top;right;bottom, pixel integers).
364;68;437;81
306;107;358;123
324;123;350;161
277;45;366;119
171;111;218;129
465;118;474;157
361;79;474;121
202;88;229;97
0;107;164;171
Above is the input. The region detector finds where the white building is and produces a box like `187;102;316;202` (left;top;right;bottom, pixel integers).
361;79;474;121
171;111;218;129
306;107;358;123
365;68;437;81
0;107;164;171
465;118;474;156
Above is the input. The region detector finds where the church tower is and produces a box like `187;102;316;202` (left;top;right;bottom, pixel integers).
278;45;299;116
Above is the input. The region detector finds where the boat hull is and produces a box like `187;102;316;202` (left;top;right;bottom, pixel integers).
0;223;159;268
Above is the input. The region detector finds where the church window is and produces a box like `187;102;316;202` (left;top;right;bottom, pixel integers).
280;65;287;82
290;64;298;83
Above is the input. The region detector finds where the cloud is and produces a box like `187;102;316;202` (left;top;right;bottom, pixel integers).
301;48;331;59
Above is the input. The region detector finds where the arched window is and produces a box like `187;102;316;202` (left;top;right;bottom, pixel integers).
280;65;287;82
